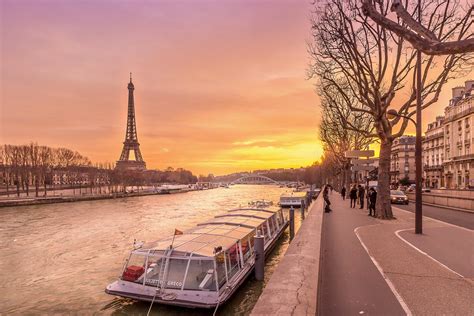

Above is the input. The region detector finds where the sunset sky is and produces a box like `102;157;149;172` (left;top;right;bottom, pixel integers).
1;0;472;175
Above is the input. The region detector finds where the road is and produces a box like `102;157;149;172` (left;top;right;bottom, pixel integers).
394;203;474;230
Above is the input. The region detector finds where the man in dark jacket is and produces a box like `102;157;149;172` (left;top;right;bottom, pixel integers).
349;185;357;208
341;186;346;200
368;188;377;216
358;185;365;209
323;186;331;212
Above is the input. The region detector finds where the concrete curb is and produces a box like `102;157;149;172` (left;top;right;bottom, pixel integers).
251;192;324;316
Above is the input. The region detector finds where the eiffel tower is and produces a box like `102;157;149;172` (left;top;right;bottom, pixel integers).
116;73;146;170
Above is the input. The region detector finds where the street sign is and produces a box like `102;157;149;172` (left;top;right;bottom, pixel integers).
345;150;375;158
352;158;376;166
352;165;375;171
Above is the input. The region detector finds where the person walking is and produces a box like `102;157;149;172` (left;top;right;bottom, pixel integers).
349;185;357;208
368;187;377;216
323;186;332;212
358;185;365;209
341;186;346;200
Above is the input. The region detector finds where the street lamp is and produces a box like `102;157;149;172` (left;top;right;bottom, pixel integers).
386;109;423;235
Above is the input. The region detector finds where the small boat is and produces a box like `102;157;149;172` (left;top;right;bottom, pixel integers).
247;199;273;208
105;206;288;308
279;191;307;207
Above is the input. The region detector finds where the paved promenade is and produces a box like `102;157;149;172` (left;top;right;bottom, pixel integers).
320;193;473;315
319;193;406;315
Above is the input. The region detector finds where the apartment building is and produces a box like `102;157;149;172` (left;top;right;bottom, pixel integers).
423;116;445;188
442;81;474;189
390;135;416;185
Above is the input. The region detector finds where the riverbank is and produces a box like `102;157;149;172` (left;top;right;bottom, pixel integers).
0;187;203;208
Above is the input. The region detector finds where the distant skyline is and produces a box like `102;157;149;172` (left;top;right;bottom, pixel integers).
1;0;471;175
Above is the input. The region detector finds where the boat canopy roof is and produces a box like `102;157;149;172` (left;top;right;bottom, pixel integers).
136;208;278;257
280;192;307;198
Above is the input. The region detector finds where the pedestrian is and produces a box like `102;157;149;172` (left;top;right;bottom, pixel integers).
368;187;377;216
341;186;346;200
349;185;357;208
330;185;333;194
323;186;332;212
358;185;365;209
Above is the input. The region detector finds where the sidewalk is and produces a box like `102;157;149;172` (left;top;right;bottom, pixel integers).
319;192;406;315
321;192;473;315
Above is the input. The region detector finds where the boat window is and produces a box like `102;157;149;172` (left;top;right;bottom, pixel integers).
241;235;252;262
272;215;279;230
278;210;284;225
268;215;275;235
259;224;268;240
226;244;241;279
215;254;227;288
162;258;187;289
183;259;217;291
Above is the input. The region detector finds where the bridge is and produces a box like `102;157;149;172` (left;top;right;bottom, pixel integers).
230;175;279;185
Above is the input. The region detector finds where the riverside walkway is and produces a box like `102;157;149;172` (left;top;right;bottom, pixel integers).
319;193;406;315
252;191;473;315
321;193;473;315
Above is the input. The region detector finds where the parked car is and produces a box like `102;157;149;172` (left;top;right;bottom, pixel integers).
390;190;409;204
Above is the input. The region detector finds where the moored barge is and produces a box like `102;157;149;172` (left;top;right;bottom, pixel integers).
105;206;288;308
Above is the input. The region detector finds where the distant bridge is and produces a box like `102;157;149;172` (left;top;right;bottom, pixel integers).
231;175;279;185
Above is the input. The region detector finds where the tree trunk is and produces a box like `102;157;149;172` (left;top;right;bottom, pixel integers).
376;139;394;219
35;176;39;197
15;173;20;197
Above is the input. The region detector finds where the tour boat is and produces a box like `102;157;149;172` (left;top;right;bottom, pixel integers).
247;199;273;208
279;191;307;207
105;206;288;308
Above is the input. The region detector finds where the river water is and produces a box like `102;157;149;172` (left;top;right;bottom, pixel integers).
0;185;304;315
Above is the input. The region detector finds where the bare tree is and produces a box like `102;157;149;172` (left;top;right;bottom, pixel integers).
29;143;41;197
362;0;474;55
0;146;9;196
318;83;376;188
309;0;473;218
39;146;53;196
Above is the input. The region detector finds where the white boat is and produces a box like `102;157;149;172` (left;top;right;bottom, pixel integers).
105;207;288;308
248;199;273;208
279;192;307;207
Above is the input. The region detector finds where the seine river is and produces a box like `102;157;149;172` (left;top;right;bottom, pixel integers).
0;185;304;315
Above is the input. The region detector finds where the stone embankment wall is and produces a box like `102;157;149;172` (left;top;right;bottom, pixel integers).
407;190;474;213
251;190;325;315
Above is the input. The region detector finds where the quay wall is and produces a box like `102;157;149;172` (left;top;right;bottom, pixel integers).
0;188;196;208
406;191;474;213
251;190;325;315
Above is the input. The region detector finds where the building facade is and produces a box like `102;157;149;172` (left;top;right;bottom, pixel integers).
423;116;445;188
390;135;416;185
442;81;474;189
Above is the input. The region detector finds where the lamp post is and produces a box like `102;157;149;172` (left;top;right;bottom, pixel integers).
387;108;423;235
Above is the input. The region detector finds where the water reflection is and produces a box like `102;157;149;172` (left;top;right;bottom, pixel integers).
0;185;305;315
